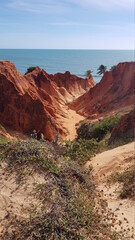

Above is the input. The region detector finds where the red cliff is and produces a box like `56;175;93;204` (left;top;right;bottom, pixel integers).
0;61;94;140
70;62;135;118
109;109;135;143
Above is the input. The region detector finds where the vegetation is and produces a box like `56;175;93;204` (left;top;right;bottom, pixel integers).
111;167;135;199
108;136;135;148
25;66;37;75
77;115;120;142
97;65;107;75
110;65;116;71
0;137;124;239
85;69;93;77
0;135;8;145
0;139;59;178
64;138;101;164
0;138;118;240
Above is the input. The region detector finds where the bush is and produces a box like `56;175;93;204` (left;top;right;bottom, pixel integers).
1;138;122;239
110;65;116;71
111;168;135;199
0;136;8;145
64;139;101;163
0;139;59;177
77;115;120;141
25;66;37;75
85;69;93;77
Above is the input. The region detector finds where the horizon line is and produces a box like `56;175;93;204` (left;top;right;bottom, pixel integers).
0;48;134;51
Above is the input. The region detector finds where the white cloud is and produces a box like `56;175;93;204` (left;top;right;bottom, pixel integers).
51;22;134;30
6;0;134;13
68;0;134;10
6;0;68;13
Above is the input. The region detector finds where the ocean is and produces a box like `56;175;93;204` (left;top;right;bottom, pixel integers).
0;49;134;83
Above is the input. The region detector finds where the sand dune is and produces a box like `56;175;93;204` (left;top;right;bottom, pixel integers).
86;142;135;239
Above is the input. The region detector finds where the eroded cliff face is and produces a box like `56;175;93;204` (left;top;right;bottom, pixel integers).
109;109;135;143
0;61;94;140
0;61;134;141
70;62;135;117
50;71;95;101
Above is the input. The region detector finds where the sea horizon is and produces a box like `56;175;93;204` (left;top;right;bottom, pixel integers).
0;48;134;50
0;49;134;83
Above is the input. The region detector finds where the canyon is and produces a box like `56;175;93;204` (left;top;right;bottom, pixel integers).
0;61;134;141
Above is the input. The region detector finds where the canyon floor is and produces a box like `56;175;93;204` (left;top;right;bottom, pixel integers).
58;105;85;140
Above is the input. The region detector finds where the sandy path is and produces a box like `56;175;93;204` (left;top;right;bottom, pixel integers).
58;106;84;140
86;142;135;239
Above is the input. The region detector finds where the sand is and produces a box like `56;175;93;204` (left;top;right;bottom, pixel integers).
86;142;135;239
57;105;84;140
0;162;46;237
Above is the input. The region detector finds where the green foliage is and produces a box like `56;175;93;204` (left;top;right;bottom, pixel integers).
97;65;107;75
64;138;101;163
85;69;93;77
93;115;120;141
1;138;123;239
108;136;135;149
110;65;116;71
0;136;8;145
7;192;97;240
111;168;135;199
77;115;120;141
25;66;37;75
0;139;59;177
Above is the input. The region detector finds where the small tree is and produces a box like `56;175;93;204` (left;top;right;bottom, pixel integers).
25;66;37;75
85;70;93;77
97;65;107;75
110;65;116;71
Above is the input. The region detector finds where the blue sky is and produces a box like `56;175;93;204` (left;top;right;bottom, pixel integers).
0;0;134;49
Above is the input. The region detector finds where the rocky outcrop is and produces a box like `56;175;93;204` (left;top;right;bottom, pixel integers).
50;71;95;101
109;109;135;143
70;62;135;117
0;61;94;140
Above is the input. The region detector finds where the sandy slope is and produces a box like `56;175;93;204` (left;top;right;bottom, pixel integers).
0;162;45;237
57;106;84;140
86;142;135;239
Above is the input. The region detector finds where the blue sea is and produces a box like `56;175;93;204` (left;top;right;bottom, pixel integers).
0;49;134;83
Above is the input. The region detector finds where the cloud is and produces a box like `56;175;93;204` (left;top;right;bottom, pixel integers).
50;22;134;35
68;0;134;10
6;0;134;14
6;0;68;14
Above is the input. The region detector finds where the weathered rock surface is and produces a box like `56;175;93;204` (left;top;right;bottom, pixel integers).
70;62;135;118
0;61;134;141
109;109;135;143
0;61;94;140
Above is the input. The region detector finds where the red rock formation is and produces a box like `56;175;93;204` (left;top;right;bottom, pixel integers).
50;71;95;100
70;62;135;117
109;109;135;143
0;61;94;140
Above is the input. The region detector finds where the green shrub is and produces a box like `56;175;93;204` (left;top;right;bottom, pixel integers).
77;115;120;141
64;139;101;163
110;65;116;71
1;138;122;239
0;139;59;177
0;136;8;145
85;69;93;77
111;168;135;199
25;66;37;75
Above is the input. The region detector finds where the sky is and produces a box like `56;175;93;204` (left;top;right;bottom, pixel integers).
0;0;134;49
